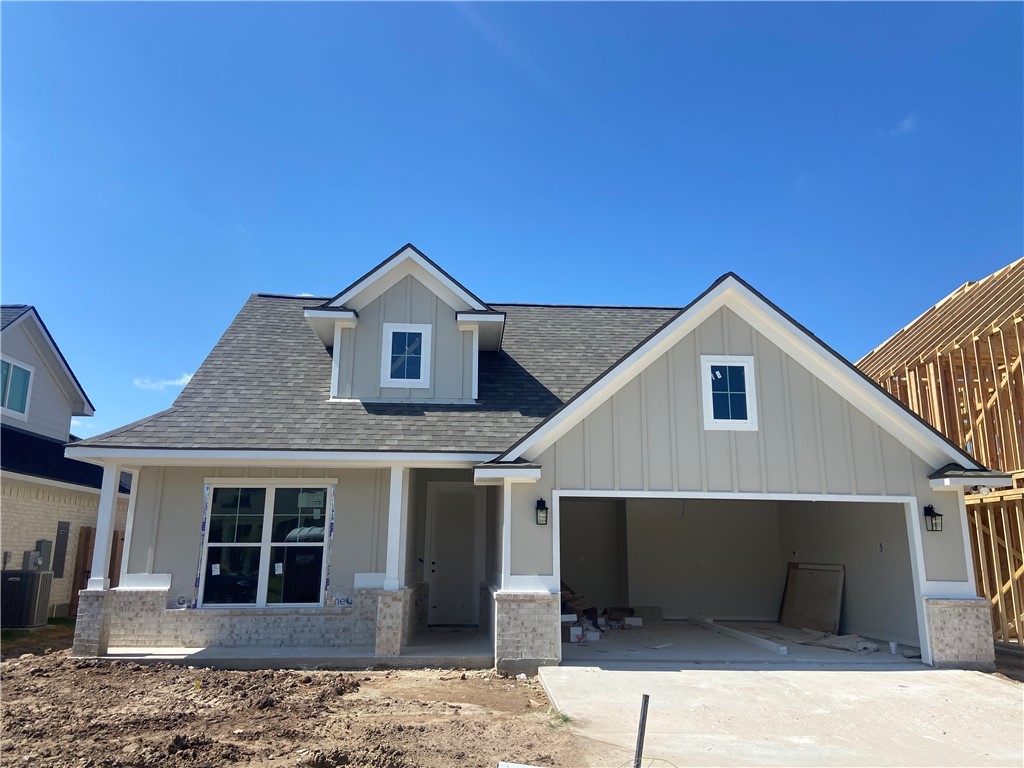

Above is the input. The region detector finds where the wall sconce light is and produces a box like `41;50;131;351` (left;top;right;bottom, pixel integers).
923;504;943;532
535;499;549;526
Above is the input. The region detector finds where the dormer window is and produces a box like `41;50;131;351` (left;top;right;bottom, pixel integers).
381;323;432;389
1;356;33;419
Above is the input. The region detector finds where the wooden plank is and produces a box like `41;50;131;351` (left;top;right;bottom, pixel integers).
689;617;788;655
108;530;125;588
69;525;95;617
998;505;1022;641
987;506;1009;641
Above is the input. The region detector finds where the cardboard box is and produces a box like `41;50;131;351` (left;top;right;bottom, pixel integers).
624;617;643;627
561;614;577;623
561;625;583;643
585;630;601;643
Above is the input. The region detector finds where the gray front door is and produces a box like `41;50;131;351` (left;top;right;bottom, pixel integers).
426;484;484;626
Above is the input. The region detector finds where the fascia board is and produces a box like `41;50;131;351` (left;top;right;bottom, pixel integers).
63;446;498;468
723;288;983;471
329;249;488;313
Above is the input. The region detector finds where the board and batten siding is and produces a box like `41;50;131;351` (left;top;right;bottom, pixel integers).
1;323;75;441
126;466;392;604
337;275;475;401
509;306;969;583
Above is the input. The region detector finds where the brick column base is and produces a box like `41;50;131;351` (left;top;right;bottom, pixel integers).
494;591;560;676
924;597;995;670
375;588;411;656
72;590;110;657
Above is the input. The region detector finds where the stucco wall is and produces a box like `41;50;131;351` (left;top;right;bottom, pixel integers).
339;275;475;401
1;476;128;615
125;466;391;605
1;323;74;441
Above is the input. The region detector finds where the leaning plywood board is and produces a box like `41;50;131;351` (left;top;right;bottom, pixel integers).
779;563;845;634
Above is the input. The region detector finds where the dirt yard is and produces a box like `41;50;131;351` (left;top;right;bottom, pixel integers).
1;651;581;768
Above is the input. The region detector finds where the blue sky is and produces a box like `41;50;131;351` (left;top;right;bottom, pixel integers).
2;2;1021;438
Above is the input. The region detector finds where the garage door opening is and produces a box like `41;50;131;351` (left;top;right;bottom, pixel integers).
557;496;923;666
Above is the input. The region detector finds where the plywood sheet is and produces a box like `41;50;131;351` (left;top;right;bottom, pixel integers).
779;563;845;634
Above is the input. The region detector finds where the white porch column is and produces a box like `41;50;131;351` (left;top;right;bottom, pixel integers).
384;466;410;590
87;463;121;590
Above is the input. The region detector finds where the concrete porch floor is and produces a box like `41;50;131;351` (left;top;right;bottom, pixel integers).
105;627;493;670
560;620;925;668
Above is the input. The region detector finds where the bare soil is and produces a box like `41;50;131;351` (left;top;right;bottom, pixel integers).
0;651;581;768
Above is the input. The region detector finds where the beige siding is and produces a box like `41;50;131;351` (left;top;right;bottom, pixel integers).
126;466;392;605
341;275;474;401
528;307;942;499
1;324;74;441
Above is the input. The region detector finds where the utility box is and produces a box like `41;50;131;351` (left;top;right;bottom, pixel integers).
1;570;53;628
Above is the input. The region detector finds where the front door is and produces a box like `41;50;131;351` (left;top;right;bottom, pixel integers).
425;483;485;626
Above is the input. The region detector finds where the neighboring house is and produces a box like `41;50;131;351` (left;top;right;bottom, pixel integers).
1;305;129;617
66;245;1009;673
858;257;1024;646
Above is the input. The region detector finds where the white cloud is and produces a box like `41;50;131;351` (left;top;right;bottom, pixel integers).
133;372;193;391
297;292;315;297
888;114;918;136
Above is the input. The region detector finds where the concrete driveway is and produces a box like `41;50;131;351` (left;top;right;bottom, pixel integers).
539;664;1024;767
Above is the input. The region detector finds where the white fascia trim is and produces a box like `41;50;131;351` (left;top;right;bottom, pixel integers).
63;447;498;468
1;470;101;495
929;476;1013;490
552;489;917;504
457;313;505;324
330;248;488;312
5;312;95;416
504;278;980;471
303;309;357;322
473;466;541;485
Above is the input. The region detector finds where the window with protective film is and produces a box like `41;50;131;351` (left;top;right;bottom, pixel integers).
201;486;329;606
700;355;758;431
380;323;432;389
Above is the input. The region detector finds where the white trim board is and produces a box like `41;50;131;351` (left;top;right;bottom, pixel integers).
64;448;498;468
499;277;981;473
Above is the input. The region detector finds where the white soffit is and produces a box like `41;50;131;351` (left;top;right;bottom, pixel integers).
458;312;505;351
328;246;489;313
502;277;981;472
303;309;358;345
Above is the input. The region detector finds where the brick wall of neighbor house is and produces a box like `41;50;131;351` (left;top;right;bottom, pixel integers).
0;478;128;615
493;591;561;676
77;588;387;650
924;597;996;670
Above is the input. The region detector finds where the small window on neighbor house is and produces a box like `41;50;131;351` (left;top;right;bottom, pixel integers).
1;357;32;417
701;355;757;431
380;323;432;389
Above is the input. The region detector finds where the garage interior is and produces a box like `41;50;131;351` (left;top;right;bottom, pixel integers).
558;497;924;665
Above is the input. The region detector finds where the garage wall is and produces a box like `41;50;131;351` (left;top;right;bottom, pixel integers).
560;498;629;611
625;498;784;620
776;500;919;646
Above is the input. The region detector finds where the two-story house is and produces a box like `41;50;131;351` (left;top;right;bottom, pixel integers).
1;305;129;617
65;245;1008;673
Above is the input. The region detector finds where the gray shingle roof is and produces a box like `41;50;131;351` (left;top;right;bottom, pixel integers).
74;295;679;453
1;305;31;330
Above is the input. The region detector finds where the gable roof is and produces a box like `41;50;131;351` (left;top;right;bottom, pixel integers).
324;243;491;312
68;295;677;454
1;304;95;416
495;273;988;473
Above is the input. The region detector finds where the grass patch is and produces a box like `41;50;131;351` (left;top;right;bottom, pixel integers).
1;617;76;659
548;708;573;724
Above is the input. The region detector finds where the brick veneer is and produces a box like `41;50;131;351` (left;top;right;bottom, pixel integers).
493;591;561;676
924;597;996;670
1;478;128;615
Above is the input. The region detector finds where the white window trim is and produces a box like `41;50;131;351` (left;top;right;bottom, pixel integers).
1;354;34;421
197;481;333;608
380;322;432;389
700;354;758;431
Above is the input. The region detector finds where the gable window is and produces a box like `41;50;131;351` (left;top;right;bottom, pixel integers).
200;485;330;606
381;323;432;389
1;356;33;419
701;355;757;431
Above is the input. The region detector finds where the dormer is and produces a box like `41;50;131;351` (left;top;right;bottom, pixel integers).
305;245;505;403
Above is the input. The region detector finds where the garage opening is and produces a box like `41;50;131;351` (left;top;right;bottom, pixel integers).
557;496;923;665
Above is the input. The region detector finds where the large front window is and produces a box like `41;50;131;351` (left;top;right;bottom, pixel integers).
380;322;432;389
201;485;329;606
